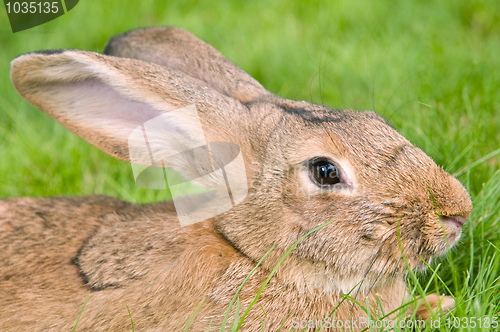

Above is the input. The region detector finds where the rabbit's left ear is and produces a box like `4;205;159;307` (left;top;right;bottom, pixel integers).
103;26;270;103
10;50;253;187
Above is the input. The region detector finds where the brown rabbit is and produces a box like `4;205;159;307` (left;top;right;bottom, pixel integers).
2;26;472;331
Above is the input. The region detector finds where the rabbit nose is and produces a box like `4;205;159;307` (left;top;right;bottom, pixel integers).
440;215;468;229
432;172;473;220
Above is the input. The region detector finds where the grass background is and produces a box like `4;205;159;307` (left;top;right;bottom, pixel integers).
0;0;499;330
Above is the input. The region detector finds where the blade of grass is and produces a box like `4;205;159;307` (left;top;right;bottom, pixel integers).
231;298;241;332
314;280;363;332
206;318;213;332
275;312;295;332
72;291;90;332
236;219;335;330
453;148;500;177
126;305;135;332
183;297;206;332
395;221;434;321
219;244;276;331
259;303;267;319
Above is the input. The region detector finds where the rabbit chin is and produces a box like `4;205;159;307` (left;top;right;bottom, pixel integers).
273;255;404;296
443;224;464;247
269;233;461;296
279;267;403;296
424;225;463;259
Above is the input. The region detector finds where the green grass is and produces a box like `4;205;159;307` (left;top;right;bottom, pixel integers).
1;0;499;331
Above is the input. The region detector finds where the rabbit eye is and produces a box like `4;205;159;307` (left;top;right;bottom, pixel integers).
309;160;341;186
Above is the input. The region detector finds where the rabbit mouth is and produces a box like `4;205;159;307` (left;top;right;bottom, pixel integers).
439;215;467;246
441;215;466;229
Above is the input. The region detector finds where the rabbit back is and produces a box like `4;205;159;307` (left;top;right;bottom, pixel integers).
0;195;239;330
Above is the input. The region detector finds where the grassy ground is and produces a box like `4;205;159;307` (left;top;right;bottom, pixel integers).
1;0;499;330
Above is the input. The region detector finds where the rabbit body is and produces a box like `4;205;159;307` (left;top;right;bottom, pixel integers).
2;27;471;331
0;196;410;331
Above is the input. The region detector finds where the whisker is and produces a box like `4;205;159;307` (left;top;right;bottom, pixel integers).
382;69;426;117
317;23;336;107
350;228;397;313
386;98;419;123
322;74;361;111
371;48;391;114
442;127;472;171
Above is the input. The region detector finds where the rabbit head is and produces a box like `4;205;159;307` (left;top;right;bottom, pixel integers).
218;102;472;293
10;26;472;296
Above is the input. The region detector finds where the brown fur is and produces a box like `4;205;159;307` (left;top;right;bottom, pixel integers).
3;26;472;330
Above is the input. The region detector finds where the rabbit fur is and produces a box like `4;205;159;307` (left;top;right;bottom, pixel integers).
2;26;472;331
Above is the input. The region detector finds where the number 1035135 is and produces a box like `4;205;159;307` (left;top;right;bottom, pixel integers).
445;316;498;329
5;2;59;14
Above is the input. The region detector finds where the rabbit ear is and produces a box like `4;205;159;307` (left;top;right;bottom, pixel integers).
103;26;270;103
10;50;250;161
11;49;251;224
10;50;250;210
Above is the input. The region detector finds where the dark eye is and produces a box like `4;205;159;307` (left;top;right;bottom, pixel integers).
309;160;341;186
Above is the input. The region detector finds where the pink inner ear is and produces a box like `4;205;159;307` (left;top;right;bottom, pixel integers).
49;79;164;141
